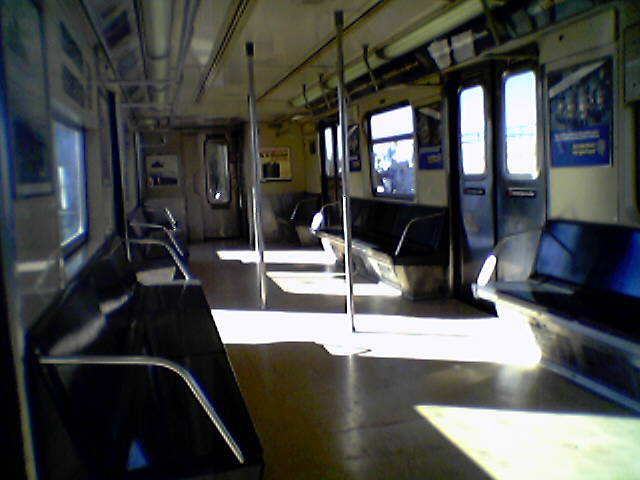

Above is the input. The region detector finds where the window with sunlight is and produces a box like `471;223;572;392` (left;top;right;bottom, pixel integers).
53;120;87;252
323;126;336;177
460;85;486;175
505;70;538;177
205;139;231;205
369;104;415;198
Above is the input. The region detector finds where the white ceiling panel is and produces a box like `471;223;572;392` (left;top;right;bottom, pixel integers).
193;0;380;118
133;0;453;123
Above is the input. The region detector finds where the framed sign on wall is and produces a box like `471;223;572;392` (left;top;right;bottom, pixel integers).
260;147;291;181
1;0;54;197
146;154;179;187
549;58;613;168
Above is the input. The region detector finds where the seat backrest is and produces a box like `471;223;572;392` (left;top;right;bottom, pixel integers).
534;220;640;299
28;237;139;478
290;194;321;223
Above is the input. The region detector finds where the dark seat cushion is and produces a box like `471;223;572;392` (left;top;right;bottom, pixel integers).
495;280;640;342
491;219;640;342
28;236;263;480
316;198;447;264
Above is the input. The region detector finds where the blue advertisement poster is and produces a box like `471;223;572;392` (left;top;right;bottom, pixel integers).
416;103;444;170
549;58;612;167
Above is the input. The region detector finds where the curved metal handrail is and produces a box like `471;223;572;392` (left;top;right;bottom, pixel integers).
128;238;191;280
142;206;177;229
289;197;319;222
474;226;544;293
394;212;445;257
39;354;245;464
129;220;185;258
315;201;341;230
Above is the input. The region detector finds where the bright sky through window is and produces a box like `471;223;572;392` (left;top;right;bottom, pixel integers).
53;121;86;247
371;104;414;139
505;70;538;176
460;85;486;175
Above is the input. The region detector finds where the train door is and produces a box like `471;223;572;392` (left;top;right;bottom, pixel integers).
320;122;341;205
184;133;242;241
201;135;242;238
451;60;545;300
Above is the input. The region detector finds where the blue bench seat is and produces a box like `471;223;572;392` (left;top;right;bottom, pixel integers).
475;219;640;411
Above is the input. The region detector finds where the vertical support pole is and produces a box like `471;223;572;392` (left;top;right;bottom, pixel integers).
335;11;355;332
246;42;267;309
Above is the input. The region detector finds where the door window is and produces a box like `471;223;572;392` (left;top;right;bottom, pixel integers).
205;139;230;205
460;85;486;175
504;70;538;177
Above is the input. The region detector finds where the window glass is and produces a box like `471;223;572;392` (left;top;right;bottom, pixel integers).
53;121;87;248
505;70;538;176
323;126;335;177
460;85;486;175
369;104;415;198
370;104;414;139
205;139;230;204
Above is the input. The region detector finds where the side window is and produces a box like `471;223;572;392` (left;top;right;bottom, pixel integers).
204;138;230;205
53;120;87;253
504;70;538;177
459;85;486;175
369;104;415;198
323;126;335;178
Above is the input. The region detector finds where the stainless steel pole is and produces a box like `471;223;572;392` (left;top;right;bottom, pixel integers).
335;11;355;332
246;42;267;309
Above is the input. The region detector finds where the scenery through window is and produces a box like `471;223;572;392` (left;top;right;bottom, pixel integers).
460;85;486;175
53;120;87;251
369;104;415;198
505;70;538;177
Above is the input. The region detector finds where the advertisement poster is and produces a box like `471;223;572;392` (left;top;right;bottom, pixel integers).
146;155;179;187
1;0;54;197
348;125;361;172
416;103;443;170
549;58;612;167
260;147;291;181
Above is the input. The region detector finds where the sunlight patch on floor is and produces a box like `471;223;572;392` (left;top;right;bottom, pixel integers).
216;249;335;265
414;405;640;480
211;309;541;366
266;271;402;297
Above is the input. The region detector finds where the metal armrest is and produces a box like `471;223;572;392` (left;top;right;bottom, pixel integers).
474;227;543;294
394;212;445;257
317;201;341;229
290;197;319;222
39;354;244;464
128;238;191;280
129;220;185;258
142;206;178;229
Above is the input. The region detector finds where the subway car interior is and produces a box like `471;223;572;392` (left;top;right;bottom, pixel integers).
2;0;640;478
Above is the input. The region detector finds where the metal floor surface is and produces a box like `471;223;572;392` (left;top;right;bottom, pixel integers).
188;240;639;480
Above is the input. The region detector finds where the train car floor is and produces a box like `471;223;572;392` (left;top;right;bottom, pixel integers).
189;240;640;480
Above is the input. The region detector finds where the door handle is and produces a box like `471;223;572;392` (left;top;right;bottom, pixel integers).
507;187;536;198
